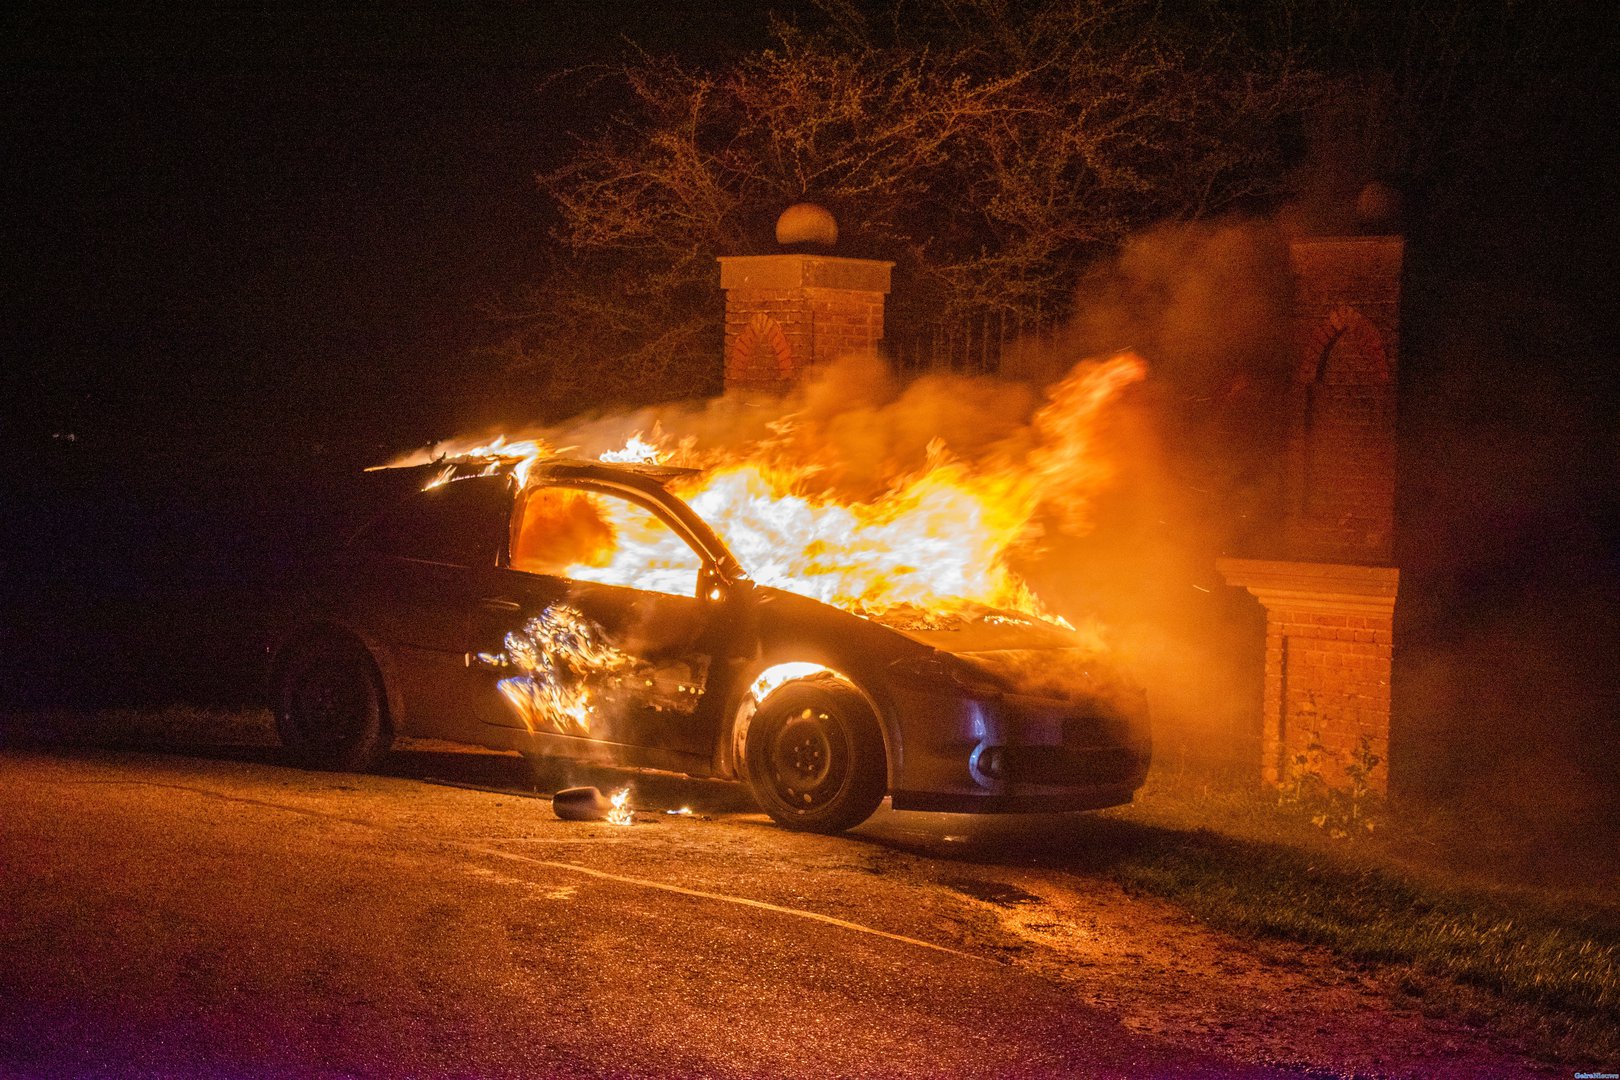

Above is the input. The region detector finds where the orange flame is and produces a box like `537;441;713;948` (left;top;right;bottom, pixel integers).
389;354;1146;624
606;788;633;826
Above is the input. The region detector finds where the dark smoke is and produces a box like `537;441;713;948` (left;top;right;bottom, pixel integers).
1391;249;1620;859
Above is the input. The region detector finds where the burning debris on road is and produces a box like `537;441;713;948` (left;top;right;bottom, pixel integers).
552;785;635;825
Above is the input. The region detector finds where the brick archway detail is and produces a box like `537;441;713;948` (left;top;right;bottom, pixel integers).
1298;305;1389;385
726;312;793;382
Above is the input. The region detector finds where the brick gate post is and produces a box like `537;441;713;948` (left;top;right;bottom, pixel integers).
717;205;892;394
1219;235;1404;793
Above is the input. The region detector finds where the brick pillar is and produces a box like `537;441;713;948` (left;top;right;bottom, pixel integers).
1215;558;1397;788
717;255;892;393
1219;235;1403;793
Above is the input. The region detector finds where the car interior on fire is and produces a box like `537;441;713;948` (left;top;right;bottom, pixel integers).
510;485;703;597
509;486;615;574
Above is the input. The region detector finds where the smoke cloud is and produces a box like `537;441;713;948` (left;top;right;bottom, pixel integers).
424;211;1618;861
1001;219;1298;769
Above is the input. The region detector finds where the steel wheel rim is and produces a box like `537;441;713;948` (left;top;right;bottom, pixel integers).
290;659;369;748
765;707;849;811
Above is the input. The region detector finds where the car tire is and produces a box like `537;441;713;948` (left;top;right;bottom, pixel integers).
275;637;390;772
744;678;886;834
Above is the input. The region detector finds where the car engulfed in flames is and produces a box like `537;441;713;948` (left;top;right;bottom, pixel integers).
270;355;1154;832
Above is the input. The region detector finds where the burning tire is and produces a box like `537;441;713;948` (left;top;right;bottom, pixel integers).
744;678;886;833
274;637;389;772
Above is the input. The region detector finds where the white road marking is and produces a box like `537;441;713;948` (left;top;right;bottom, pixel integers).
470;843;986;962
35;768;983;963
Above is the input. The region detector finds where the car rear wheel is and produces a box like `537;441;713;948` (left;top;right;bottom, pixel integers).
275;638;389;772
744;679;886;834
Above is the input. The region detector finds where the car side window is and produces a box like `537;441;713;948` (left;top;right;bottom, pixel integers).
355;478;503;567
510;486;702;597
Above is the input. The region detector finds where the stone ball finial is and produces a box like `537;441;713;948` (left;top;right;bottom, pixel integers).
776;203;838;248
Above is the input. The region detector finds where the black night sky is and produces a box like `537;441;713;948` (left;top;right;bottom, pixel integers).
3;5;786;467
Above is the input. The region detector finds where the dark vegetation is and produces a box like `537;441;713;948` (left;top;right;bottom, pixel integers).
500;0;1311;405
497;0;1604;408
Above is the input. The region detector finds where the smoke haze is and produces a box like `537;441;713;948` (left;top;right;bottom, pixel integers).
418;218;1298;768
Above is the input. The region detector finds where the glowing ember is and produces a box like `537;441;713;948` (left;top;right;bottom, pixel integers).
606;788;633;826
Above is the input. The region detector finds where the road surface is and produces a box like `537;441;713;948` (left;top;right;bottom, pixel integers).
0;742;1551;1078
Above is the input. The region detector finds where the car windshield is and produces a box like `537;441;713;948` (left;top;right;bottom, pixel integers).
511;485;703;597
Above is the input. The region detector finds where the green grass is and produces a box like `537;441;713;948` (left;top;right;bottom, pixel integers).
1103;772;1620;1061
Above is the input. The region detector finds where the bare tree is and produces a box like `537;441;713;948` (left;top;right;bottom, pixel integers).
495;0;1317;410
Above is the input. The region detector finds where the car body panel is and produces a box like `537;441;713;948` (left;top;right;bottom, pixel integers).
468;573;717;750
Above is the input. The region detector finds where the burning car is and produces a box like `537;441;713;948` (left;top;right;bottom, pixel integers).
270;454;1151;833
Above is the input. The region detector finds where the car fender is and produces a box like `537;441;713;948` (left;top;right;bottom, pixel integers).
721;657;901;788
714;589;926;788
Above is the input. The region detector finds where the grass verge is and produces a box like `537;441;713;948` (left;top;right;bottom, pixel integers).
1105;772;1620;1062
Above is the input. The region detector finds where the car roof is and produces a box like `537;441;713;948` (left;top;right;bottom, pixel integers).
415;454;700;488
375;454;746;582
530;458;702;485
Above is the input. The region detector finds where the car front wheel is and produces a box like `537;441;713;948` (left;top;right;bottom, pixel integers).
744;678;886;834
275;638;389;772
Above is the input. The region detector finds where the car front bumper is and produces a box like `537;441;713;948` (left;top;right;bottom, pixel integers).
887;686;1151;815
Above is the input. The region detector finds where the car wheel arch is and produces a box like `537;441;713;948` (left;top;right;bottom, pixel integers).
271;622;400;741
720;659;899;791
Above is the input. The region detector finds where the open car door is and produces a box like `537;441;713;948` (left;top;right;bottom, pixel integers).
468;479;745;766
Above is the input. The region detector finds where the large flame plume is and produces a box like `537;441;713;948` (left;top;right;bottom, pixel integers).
389;352;1146;624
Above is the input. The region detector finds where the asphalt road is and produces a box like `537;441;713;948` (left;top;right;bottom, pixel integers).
0;744;1550;1078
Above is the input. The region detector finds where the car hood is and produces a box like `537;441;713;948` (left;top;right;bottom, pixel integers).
881;613;1137;703
750;586;1141;706
870;609;1079;652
